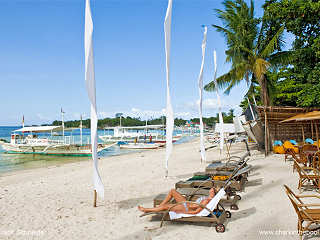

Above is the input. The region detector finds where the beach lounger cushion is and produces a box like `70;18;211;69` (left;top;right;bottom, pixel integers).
187;175;210;181
169;188;226;219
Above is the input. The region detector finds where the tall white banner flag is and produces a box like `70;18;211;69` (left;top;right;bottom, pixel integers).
164;0;174;177
198;26;207;162
85;0;104;199
213;51;224;151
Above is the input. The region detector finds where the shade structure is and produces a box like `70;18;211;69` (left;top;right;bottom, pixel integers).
14;126;63;133
280;111;320;123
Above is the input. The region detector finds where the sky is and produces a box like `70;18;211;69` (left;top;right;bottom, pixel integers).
0;0;267;126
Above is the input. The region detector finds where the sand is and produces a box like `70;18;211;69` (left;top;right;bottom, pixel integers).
0;138;313;240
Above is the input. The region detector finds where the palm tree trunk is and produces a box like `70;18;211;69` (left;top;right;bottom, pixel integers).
259;74;270;106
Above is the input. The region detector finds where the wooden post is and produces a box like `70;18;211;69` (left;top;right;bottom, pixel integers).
264;107;268;156
316;123;319;151
302;125;305;143
93;190;97;207
311;121;314;139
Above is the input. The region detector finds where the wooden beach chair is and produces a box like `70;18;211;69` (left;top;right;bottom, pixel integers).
141;189;230;232
171;156;250;210
286;149;308;172
284;148;295;162
312;151;320;170
284;185;320;240
293;159;320;192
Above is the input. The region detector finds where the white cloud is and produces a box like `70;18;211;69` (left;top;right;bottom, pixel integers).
185;97;238;111
175;112;191;118
131;108;140;113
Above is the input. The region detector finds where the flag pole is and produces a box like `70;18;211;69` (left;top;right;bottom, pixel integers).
164;0;174;178
213;50;224;156
198;25;207;163
85;0;104;206
93;190;97;207
80;114;83;145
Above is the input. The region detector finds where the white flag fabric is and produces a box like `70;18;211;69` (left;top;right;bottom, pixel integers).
164;0;174;177
85;0;104;199
213;51;224;151
198;26;207;162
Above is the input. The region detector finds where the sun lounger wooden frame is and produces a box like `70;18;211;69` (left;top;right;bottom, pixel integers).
172;182;240;210
284;185;320;240
293;159;320;192
140;201;230;232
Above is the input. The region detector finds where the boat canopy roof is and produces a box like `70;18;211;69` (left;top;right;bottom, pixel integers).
13;126;63;133
103;124;165;130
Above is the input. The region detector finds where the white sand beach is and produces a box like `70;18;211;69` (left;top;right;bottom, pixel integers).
0;139;309;240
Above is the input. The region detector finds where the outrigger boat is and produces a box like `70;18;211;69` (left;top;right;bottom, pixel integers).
99;124;181;144
0;126;115;156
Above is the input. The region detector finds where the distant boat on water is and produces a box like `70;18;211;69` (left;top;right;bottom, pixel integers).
99;124;181;144
0;126;115;156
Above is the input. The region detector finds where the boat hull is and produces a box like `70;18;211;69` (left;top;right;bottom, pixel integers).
119;143;161;150
0;142;115;157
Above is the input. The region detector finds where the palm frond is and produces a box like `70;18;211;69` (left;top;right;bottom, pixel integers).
269;50;295;66
204;61;248;93
204;72;234;92
259;25;285;58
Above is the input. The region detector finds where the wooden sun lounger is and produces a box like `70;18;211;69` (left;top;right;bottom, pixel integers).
284;185;320;240
173;182;240;210
141;200;230;232
191;172;247;192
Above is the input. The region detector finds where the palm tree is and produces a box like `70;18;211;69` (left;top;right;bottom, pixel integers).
204;0;290;106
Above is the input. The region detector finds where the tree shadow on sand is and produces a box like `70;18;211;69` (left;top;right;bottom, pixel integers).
243;179;282;200
117;194;161;210
114;224;178;240
226;207;256;223
246;178;263;187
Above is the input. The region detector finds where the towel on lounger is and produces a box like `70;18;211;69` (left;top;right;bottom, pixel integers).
169;188;226;220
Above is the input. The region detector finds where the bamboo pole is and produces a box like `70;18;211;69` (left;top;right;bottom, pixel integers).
316;123;319;151
264;107;268;156
93;190;97;207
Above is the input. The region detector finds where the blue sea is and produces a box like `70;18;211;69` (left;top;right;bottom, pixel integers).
0;126;192;174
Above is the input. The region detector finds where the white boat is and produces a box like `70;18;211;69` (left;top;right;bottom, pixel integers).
119;142;162;150
99;124;180;143
0;126;115;156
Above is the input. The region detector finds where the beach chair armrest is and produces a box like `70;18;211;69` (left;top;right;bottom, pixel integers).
302;167;317;171
298;204;320;207
298;195;320;199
